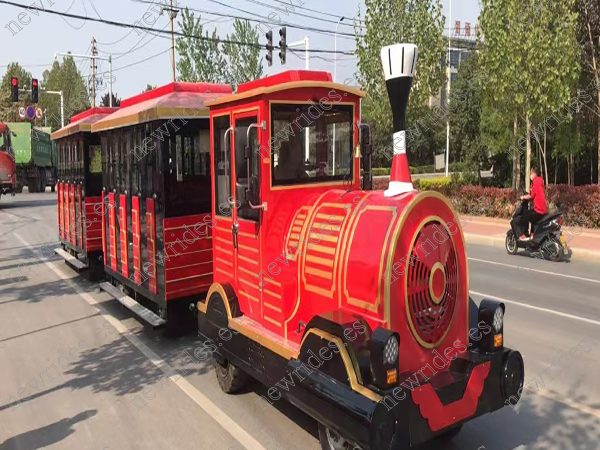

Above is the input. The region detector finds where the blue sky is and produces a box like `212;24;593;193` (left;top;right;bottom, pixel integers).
0;0;480;102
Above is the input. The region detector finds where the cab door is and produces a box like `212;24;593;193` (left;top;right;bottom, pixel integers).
231;111;264;321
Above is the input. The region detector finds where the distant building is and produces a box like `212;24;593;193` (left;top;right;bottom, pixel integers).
430;20;478;108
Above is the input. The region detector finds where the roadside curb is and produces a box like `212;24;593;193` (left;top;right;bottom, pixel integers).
464;232;600;264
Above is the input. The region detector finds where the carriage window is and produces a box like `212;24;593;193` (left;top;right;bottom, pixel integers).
271;104;353;186
213;115;232;217
176;134;183;182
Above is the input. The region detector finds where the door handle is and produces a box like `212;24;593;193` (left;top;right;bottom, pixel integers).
231;222;239;249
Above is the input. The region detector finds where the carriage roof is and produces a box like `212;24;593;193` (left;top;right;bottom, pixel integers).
91;82;232;133
206;70;365;108
51;107;117;141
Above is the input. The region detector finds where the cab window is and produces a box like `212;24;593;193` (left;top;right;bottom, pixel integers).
271;104;353;186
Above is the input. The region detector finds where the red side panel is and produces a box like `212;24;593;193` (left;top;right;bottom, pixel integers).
84;196;103;252
162;213;213;301
108;193;117;271
57;183;63;240
131;196;142;285
119;194;129;278
146;198;157;294
77;184;84;248
101;192;107;264
65;183;70;243
69;184;76;246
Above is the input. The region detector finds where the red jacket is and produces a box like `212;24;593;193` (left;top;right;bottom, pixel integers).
530;176;548;215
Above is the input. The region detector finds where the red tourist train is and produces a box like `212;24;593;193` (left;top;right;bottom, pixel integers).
0;122;17;199
53;107;117;278
52;43;524;449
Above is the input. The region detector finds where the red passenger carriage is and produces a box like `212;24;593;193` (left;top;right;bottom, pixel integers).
52;108;117;278
196;45;524;449
91;82;232;328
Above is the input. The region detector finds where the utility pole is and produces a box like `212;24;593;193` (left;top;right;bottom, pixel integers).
162;0;179;82
445;0;452;177
91;37;97;108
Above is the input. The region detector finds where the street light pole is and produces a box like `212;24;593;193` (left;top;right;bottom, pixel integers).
445;0;452;177
161;0;179;82
334;16;345;82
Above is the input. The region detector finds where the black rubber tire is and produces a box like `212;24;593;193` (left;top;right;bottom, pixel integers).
505;231;518;255
541;237;562;262
50;184;56;193
214;359;248;394
318;423;362;450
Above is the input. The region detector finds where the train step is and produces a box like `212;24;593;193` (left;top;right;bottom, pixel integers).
99;282;167;328
54;247;88;271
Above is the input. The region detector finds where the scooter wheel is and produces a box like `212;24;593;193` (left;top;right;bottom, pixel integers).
506;231;518;255
541;238;562;262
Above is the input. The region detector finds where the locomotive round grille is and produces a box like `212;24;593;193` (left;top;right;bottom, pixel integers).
406;220;458;348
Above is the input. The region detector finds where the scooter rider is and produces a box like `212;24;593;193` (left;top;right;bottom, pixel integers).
518;167;548;240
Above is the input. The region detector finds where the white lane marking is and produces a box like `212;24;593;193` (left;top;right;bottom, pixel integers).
469;257;600;285
470;290;600;327
15;233;267;450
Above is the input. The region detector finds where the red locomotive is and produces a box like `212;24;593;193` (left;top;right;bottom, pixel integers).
0;122;17;199
53;107;117;279
197;43;524;449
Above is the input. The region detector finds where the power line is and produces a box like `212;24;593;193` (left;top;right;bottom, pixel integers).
238;0;359;29
0;0;354;55
112;47;172;72
138;0;359;40
266;0;366;24
205;0;359;38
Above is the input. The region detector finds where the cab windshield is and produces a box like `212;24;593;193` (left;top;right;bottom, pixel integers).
271;103;353;186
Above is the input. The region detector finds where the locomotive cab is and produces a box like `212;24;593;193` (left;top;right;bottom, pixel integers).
198;50;524;450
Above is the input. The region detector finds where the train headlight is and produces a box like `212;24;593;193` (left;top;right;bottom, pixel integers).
383;335;399;365
370;328;399;389
478;299;505;352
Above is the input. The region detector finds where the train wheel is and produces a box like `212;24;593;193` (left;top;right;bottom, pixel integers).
318;424;362;450
214;359;248;394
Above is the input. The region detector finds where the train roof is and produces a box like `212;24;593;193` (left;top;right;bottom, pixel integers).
206;70;365;108
91;82;232;133
51;107;118;140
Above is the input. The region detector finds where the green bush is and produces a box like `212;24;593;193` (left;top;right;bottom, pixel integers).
372;167;391;176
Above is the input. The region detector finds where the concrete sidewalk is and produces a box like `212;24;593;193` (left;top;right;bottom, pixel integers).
460;215;600;263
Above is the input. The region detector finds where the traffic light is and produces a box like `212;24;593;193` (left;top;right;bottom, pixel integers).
279;27;287;65
31;78;39;103
266;30;273;66
11;77;18;102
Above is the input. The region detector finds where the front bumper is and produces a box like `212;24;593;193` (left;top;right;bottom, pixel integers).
290;347;523;449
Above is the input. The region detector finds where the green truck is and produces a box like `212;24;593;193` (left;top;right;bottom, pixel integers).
7;122;57;192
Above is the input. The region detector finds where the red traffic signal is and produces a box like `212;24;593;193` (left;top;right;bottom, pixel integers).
31;78;39;103
11;77;18;102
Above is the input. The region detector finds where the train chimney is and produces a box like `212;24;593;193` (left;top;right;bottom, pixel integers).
380;43;418;197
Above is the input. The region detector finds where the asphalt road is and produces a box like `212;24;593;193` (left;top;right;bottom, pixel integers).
0;192;598;450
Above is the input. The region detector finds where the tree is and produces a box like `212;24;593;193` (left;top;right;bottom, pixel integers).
355;0;446;166
222;19;263;88
577;0;600;183
479;0;580;189
0;62;32;122
41;56;90;130
176;11;262;87
101;92;121;107
449;54;482;167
